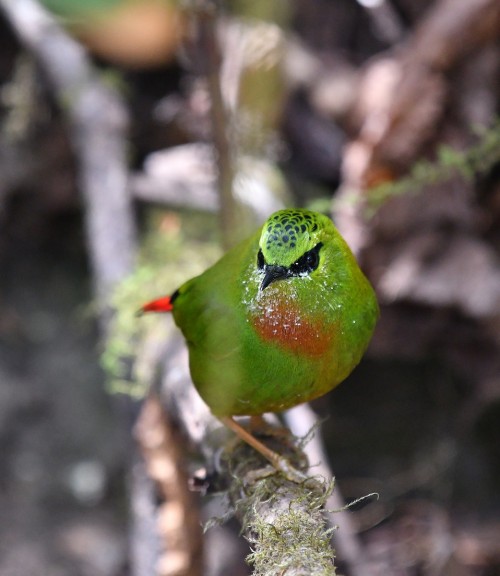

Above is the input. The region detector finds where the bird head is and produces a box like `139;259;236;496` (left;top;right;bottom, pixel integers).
257;209;333;291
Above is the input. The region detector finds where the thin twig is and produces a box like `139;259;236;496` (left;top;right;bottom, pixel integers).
194;1;240;249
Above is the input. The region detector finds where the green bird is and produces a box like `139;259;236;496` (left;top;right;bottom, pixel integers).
141;209;378;477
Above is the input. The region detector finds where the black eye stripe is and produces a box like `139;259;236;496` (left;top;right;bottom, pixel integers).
257;249;265;269
256;243;322;276
289;242;323;276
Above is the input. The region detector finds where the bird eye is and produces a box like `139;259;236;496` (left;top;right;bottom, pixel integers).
290;242;323;276
305;250;319;269
257;249;265;269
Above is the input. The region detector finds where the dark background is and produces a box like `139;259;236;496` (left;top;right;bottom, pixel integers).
0;1;499;575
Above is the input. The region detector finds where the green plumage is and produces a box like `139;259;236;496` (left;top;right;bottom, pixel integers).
169;209;379;417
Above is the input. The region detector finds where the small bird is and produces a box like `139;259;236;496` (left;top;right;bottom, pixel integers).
141;209;378;478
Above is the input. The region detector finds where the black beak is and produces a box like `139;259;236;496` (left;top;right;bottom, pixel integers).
260;265;289;291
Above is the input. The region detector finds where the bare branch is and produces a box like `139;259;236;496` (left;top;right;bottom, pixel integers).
0;0;137;322
336;0;500;253
135;395;204;576
343;0;500;189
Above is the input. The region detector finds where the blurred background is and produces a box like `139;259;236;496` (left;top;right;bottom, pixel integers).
0;0;499;575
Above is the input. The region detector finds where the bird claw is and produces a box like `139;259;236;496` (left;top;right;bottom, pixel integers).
244;465;277;484
274;456;310;483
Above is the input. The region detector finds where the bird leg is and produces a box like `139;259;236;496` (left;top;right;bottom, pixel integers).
219;416;309;483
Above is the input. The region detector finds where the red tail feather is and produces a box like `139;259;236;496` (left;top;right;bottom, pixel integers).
140;295;174;314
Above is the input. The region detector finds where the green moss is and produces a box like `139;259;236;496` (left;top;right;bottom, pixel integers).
219;432;337;575
241;475;336;575
363;117;500;212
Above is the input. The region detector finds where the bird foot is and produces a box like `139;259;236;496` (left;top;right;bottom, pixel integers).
219;416;309;483
243;462;306;484
272;456;310;483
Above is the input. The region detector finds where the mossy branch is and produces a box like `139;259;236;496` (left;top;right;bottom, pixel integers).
365;117;500;211
223;438;336;576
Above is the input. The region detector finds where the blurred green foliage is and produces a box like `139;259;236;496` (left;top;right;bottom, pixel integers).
102;209;221;397
42;0;123;19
